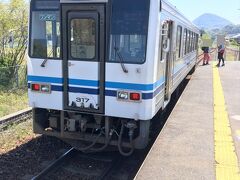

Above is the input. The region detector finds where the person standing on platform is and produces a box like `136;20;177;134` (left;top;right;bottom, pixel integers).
202;47;210;65
217;44;225;67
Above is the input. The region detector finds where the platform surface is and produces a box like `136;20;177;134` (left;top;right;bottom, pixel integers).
135;61;240;180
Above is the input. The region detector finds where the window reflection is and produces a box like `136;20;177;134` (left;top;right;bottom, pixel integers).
30;11;60;58
109;0;150;63
70;19;96;59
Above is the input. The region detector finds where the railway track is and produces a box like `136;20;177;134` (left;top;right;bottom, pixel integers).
0;107;32;130
32;148;123;180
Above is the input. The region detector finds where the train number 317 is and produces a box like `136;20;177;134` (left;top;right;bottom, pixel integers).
76;97;90;103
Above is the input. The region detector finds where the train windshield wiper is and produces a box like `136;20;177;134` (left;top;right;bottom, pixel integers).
41;49;54;67
114;47;128;73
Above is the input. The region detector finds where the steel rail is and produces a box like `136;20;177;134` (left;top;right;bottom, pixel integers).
31;148;122;180
31;148;76;180
97;155;123;180
0;108;32;130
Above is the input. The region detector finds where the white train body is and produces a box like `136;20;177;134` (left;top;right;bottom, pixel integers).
28;0;199;153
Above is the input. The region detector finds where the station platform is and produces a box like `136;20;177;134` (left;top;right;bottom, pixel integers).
135;61;240;180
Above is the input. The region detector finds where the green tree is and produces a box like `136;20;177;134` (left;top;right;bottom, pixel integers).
0;0;28;87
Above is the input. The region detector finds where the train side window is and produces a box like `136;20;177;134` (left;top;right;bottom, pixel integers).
193;33;196;51
160;21;169;61
196;34;199;51
187;30;191;53
184;29;187;55
190;31;193;52
191;32;194;52
192;33;194;51
176;26;182;59
195;33;197;50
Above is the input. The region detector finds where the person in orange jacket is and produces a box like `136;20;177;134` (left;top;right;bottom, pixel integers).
202;47;210;65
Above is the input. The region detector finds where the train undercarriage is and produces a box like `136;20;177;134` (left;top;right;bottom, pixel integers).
33;108;150;156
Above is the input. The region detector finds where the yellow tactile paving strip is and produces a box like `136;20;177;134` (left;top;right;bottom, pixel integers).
213;63;240;180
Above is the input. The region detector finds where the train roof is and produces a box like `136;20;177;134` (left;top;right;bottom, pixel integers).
41;0;199;33
162;0;200;33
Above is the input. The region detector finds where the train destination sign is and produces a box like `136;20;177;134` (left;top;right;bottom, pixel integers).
39;14;56;21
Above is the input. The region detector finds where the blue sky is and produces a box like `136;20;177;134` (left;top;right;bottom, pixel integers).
169;0;240;25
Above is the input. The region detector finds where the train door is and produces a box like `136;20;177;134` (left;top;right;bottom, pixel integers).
161;20;174;105
62;4;105;113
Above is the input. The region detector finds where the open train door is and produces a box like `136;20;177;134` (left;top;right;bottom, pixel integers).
62;4;105;114
161;20;174;106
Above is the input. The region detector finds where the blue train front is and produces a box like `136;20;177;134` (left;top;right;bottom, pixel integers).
28;0;199;155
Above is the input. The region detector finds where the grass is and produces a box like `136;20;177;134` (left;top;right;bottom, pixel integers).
0;89;28;117
0;120;37;154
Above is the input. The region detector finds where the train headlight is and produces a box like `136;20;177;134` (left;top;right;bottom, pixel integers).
41;84;51;93
117;91;142;102
117;91;129;100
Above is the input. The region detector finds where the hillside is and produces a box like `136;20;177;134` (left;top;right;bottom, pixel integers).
193;13;233;30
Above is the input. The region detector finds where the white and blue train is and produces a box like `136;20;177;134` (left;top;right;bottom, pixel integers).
28;0;199;155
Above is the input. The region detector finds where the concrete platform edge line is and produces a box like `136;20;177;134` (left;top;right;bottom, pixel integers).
213;63;240;180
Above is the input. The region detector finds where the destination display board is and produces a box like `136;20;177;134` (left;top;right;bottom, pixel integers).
217;35;226;46
201;39;213;47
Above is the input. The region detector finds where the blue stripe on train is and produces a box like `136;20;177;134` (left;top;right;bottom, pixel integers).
69;86;99;95
28;76;63;84
27;83;164;100
105;81;153;91
27;62;190;90
69;79;99;87
28;75;165;91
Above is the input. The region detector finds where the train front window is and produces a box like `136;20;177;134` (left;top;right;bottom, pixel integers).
109;0;150;64
29;0;60;59
70;19;96;59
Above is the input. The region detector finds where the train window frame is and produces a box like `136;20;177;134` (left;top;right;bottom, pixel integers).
195;34;199;51
190;31;192;52
176;25;182;59
108;0;151;65
28;0;61;60
192;33;194;51
189;31;192;52
187;30;191;53
191;32;194;52
184;28;188;55
193;33;196;51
